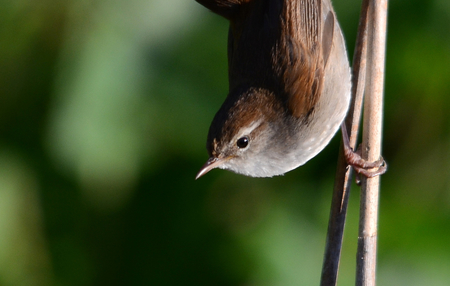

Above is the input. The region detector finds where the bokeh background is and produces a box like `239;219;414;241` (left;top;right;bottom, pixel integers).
1;0;450;285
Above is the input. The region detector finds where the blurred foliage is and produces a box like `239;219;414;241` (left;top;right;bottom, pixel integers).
0;0;450;285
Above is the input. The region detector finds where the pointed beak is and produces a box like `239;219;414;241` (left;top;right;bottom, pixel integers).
195;157;225;179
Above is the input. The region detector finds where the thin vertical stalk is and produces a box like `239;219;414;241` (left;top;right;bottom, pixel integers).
355;0;388;285
320;0;370;285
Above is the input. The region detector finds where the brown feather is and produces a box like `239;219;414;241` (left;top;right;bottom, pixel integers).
198;0;335;119
278;0;322;119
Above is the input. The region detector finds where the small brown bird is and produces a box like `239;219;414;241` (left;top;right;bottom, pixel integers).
195;0;351;178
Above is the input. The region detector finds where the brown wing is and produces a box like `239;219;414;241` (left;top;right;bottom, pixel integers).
276;0;334;119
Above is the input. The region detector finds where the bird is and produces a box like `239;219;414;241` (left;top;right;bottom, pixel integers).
195;0;351;179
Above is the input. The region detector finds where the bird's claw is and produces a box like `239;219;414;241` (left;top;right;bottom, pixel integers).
341;123;387;185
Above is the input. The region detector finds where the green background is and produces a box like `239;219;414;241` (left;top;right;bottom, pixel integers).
1;0;449;285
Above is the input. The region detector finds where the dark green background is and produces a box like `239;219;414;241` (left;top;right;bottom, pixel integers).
1;0;449;285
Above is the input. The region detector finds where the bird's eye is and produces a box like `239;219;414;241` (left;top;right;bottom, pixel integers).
236;137;249;149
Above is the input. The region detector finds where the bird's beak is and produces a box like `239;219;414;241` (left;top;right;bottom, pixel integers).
195;157;225;179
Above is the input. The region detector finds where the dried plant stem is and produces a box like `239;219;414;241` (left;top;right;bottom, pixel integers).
355;0;388;285
320;0;370;285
